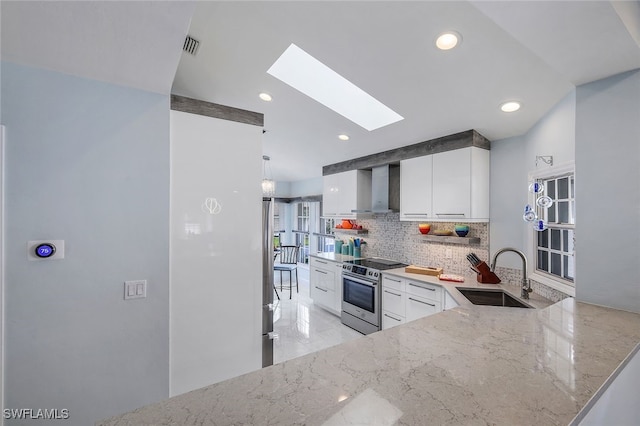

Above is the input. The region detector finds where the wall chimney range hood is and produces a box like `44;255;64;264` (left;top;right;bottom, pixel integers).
352;164;400;214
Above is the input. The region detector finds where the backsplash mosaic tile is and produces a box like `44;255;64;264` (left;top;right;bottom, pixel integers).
333;212;572;302
335;213;489;276
492;267;571;303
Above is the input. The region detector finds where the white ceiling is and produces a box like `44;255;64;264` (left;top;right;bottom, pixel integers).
2;1;639;182
0;1;196;94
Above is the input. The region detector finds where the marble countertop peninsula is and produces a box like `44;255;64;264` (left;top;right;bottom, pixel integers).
99;296;640;426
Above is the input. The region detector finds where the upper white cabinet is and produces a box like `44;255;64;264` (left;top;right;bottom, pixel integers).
322;170;372;219
322;173;340;217
401;147;490;222
400;155;433;221
432;147;489;221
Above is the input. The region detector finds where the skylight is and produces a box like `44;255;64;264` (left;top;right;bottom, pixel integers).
267;43;403;131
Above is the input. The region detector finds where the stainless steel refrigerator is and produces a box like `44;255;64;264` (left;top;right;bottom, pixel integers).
262;197;275;367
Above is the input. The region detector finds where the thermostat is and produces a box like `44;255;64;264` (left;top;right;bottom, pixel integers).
28;240;65;261
35;243;56;258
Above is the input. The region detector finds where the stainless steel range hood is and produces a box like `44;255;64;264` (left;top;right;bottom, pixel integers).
352;164;400;214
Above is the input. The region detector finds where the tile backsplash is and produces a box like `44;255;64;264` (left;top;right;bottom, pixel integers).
335;213;489;276
493;266;571;303
333;212;571;302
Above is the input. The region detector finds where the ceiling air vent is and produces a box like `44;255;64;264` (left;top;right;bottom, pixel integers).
183;35;200;56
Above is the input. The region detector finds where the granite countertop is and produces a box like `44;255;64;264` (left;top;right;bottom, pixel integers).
99;296;640;425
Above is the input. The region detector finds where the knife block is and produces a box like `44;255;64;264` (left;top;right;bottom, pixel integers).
475;261;501;284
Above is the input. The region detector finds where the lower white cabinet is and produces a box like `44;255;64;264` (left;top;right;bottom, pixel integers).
382;274;446;329
382;311;406;329
382;287;405;315
382;275;406;329
406;295;441;321
309;257;342;316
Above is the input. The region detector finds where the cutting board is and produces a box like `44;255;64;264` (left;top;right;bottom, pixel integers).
405;265;443;276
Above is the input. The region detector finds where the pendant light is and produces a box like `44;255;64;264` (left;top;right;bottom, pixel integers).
261;155;276;197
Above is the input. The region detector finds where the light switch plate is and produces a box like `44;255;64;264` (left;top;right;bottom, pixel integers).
124;280;147;300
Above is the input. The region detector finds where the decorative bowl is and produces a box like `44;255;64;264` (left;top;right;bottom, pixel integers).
341;219;353;229
454;224;469;237
418;223;431;234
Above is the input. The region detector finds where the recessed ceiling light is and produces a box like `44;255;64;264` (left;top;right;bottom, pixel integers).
267;43;403;131
259;93;272;102
436;32;461;50
338;134;350;141
500;101;521;113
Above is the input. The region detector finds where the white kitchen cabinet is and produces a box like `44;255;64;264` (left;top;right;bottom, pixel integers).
381;275;406;329
382;286;405;315
432;147;490;222
406;279;442;301
309;257;342;316
335;261;344;309
322;173;340;217
406;295;441;321
170;110;263;396
381;274;444;329
406;279;442;321
382;275;405;292
382;311;406;329
322;170;372;219
400;155;433;221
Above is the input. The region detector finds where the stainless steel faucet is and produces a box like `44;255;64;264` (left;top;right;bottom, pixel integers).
490;247;532;299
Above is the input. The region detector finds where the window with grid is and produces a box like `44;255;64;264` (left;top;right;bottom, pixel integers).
318;216;336;252
273;202;281;248
534;172;575;284
295;202;310;263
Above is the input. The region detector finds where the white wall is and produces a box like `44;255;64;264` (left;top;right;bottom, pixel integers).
1;61;170;425
274;181;291;198
274;177;322;198
575;69;640;313
290;177;322;197
489;134;527;268
490;90;576;269
170;111;263;396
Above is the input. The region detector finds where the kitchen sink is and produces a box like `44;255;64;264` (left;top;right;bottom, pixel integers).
456;288;532;308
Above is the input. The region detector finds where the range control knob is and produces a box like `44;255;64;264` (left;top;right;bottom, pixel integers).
374;272;379;277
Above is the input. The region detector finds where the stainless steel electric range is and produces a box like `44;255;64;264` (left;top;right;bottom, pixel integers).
341;258;408;335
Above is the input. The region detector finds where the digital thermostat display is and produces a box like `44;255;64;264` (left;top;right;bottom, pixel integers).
35;243;56;258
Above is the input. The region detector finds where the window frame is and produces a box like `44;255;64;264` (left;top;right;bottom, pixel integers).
318;216;336;253
528;162;576;297
294;202;311;264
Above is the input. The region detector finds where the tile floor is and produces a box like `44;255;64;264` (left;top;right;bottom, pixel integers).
272;272;363;364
